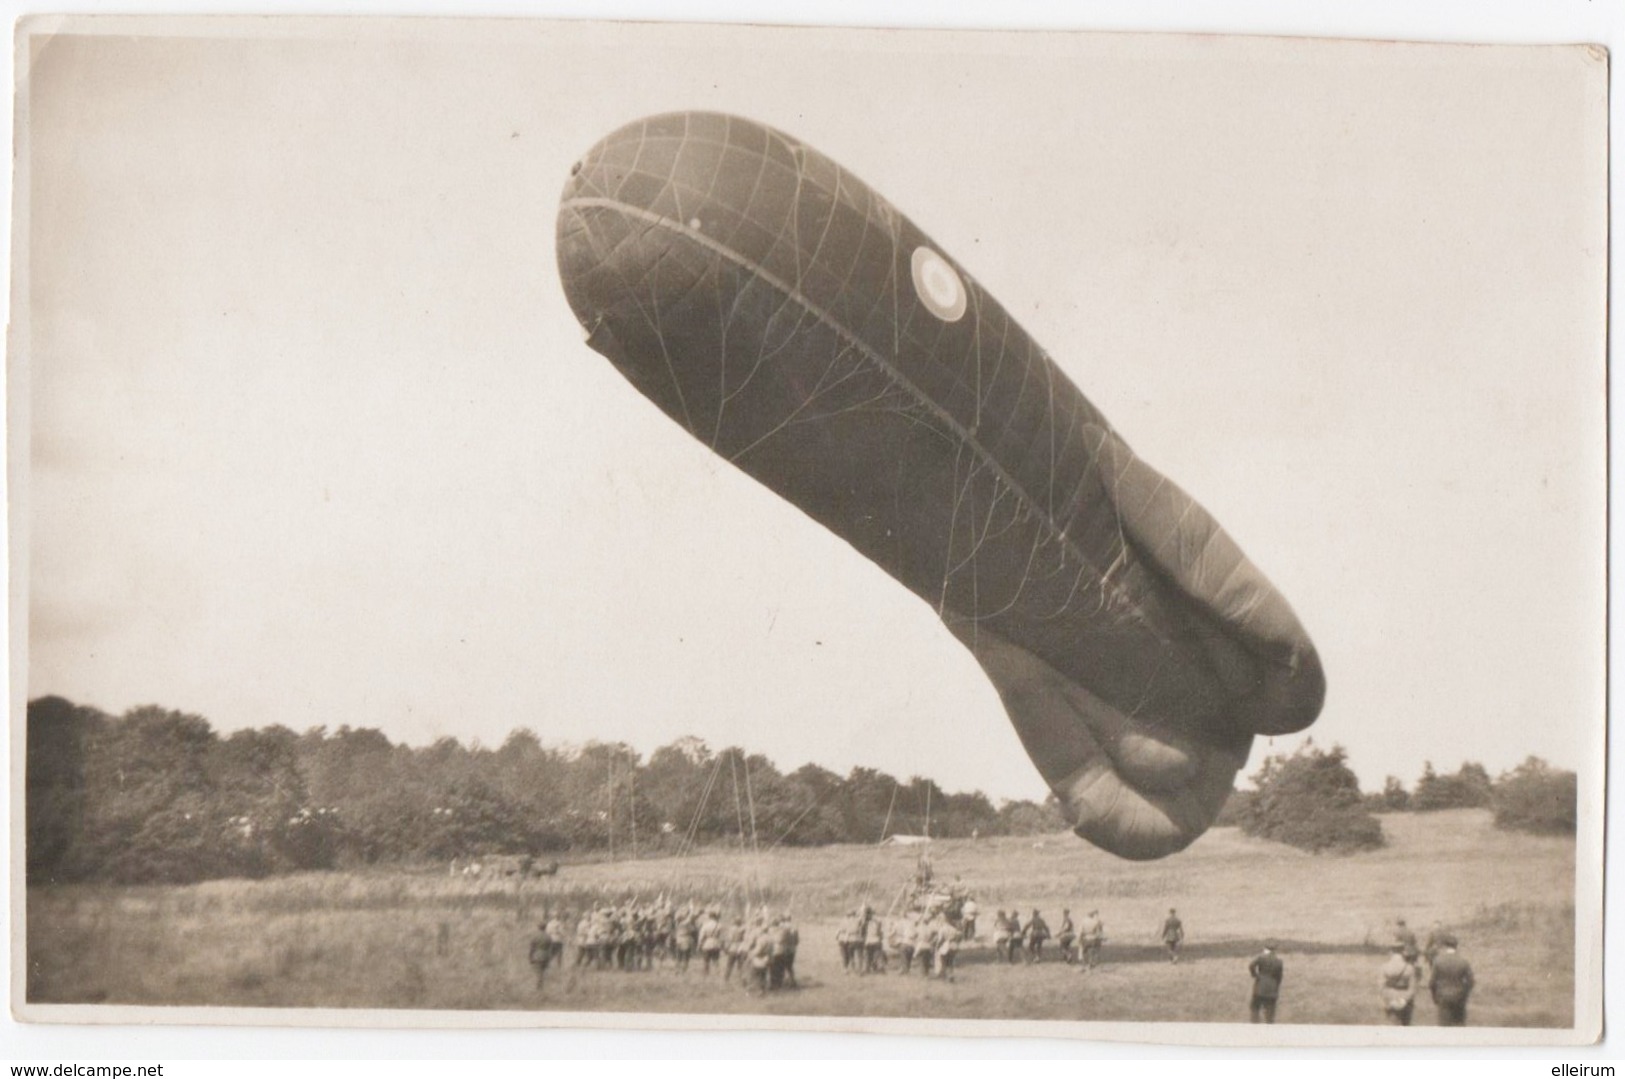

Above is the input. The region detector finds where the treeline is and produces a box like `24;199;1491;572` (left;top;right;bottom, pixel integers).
1367;757;1578;835
1218;742;1578;855
25;696;1066;886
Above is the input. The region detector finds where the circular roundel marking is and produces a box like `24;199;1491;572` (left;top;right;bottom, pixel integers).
910;246;968;323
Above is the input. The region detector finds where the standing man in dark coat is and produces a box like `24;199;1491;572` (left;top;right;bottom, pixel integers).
1429;934;1475;1026
1248;941;1284;1023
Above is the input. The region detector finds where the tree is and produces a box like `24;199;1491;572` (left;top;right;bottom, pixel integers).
1458;762;1494;806
25;697;105;883
1412;760;1494;811
773;764;847;846
1380;776;1411;811
490;726;571;846
416;778;536;860
641;738;717;849
841;766;906;841
1238;743;1384;853
210;725;316;875
935;789;1001;839
997;797;1068;836
1491;757;1577;835
295;726;415;865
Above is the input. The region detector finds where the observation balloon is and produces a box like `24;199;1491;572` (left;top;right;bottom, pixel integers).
556;112;1324;859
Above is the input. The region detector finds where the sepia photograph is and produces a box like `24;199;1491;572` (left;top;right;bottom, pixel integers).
10;13;1607;1047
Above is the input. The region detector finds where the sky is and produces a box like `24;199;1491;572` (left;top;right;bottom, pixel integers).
19;19;1607;805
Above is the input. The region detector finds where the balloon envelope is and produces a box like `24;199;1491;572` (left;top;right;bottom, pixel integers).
556;111;1324;859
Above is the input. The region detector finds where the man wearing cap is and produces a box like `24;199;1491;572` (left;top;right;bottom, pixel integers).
1248;941;1284;1023
1429;934;1475;1026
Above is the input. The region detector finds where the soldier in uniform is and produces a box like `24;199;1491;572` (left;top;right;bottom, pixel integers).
1079;909;1105;973
573;911;594;969
1394;918;1420;964
1161;908;1185;964
1025;909;1051;963
1423;920;1448;975
961;896;979;941
782;914;801;988
672;908;698;973
749;919;775;994
764;916;791;989
528;921;553;989
1248;941;1284;1023
1056;909;1077;964
917;918;940;978
766;917;787;989
836;911;855;973
933;916;961;982
1005;910;1024;965
723;916;748;983
890;917;915;975
595;905;616;970
545;911;568;968
864;910;887;975
850;908;871;973
1379;941;1422;1026
920;917;940;977
615;907;637;971
1428;934;1475;1027
992;910;1012;965
698;909;723;975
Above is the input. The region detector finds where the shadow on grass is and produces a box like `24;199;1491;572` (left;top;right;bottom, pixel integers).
952;938;1386;969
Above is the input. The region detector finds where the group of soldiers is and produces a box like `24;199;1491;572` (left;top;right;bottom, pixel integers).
524;893;1480;1026
987;908;1106;970
526;899;801;993
985;906;1183;972
830;901;1188;979
835;905;964;980
1245;919;1477;1026
1378;919;1476;1027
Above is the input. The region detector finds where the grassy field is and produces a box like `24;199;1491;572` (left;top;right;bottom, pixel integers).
26;809;1576;1028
